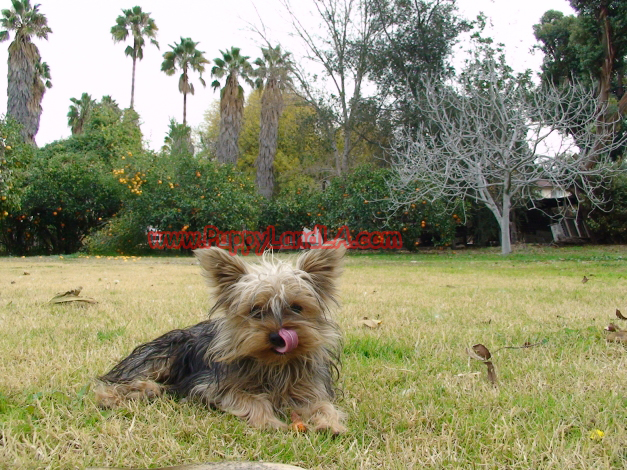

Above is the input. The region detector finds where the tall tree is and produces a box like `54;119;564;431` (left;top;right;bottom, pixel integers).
389;56;627;255
67;93;96;136
367;0;472;129
161;37;208;126
253;44;293;199
111;6;159;109
29;57;50;140
283;0;379;175
0;0;52;144
211;46;253;164
534;2;627;167
162;118;194;157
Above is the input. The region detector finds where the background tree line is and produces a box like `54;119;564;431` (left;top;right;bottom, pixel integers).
0;0;626;256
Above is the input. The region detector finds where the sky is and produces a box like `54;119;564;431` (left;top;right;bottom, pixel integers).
0;0;576;150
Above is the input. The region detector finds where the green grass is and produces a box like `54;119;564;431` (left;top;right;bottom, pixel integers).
1;246;626;468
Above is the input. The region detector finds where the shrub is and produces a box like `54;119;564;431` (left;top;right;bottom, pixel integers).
85;155;261;255
2;152;122;254
586;173;627;243
262;165;459;250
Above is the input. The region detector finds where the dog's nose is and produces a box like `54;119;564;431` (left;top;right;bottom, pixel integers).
269;332;286;348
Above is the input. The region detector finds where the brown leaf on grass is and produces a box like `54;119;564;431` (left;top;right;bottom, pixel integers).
23;271;30;275
616;309;627;320
360;317;382;329
472;343;491;361
289;411;307;432
605;323;621;332
485;361;498;385
52;287;83;298
466;344;497;385
48;287;97;305
582;276;589;283
606;331;627;343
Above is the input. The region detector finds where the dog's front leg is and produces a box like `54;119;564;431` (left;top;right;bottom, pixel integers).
219;390;287;430
295;401;347;434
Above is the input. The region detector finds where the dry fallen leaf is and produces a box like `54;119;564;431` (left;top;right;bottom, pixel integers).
48;287;97;305
616;309;627;320
467;344;497;385
472;343;491;361
582;276;589;284
360;318;382;329
23;271;30;276
51;287;83;298
485;361;498;385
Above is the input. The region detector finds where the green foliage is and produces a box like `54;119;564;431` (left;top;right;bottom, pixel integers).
85;152;261;255
532;10;586;85
206;91;328;190
263;165;458;249
0;116;35;216
83;210;147;256
1;152;122;255
533;2;627;96
586;173;627;243
161;119;193;157
317;165;457;249
161;37;208;124
43;105;142;165
0;103;142;255
259;185;316;235
67;92;96;135
110;6;159;61
367;0;473;128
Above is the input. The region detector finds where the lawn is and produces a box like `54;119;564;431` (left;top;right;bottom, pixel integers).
1;245;626;469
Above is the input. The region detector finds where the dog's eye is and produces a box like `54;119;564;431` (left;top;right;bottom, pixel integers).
250;307;263;319
290;304;303;314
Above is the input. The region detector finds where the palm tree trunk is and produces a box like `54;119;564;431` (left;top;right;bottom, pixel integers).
130;56;137;109
7;37;38;143
256;81;283;199
183;91;187;126
217;74;243;164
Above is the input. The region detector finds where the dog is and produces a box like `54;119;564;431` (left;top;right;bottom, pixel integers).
96;246;346;433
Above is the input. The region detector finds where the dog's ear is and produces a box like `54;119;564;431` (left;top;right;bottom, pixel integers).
297;245;346;295
194;247;248;293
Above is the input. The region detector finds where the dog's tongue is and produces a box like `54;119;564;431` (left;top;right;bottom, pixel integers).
274;328;298;354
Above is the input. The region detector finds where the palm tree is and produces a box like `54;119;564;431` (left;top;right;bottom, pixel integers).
211;46;253;164
111;6;159;109
100;95;121;114
253;45;293;199
67;93;96;135
29;58;51;139
161;37;208;126
0;0;52;144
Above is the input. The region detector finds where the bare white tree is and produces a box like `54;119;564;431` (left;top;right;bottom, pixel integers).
389;61;627;254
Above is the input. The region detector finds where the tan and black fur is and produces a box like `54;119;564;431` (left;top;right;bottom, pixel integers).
96;246;346;433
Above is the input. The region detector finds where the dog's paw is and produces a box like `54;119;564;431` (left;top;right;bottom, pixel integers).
257;417;289;431
314;422;347;435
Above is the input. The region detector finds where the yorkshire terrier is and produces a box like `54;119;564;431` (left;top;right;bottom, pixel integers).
96;246;347;433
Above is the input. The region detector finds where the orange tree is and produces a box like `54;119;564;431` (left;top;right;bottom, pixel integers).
85;148;261;255
0;116;35;253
